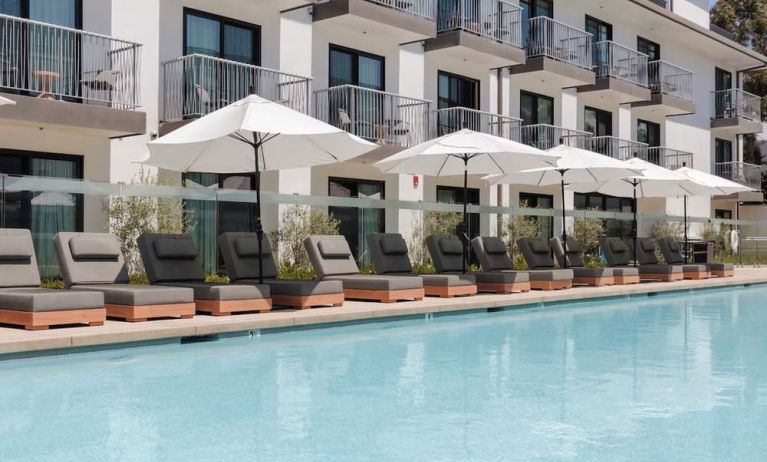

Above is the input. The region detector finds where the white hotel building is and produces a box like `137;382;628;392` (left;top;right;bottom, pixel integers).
0;0;764;273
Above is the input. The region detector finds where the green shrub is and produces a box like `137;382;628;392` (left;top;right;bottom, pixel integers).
571;211;604;257
205;273;229;284
277;264;316;280
40;278;64;290
408;211;464;268
270;205;340;278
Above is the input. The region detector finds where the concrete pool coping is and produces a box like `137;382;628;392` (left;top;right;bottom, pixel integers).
1;267;766;356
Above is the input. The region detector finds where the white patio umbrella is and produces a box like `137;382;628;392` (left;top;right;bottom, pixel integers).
483;145;644;267
568;157;712;266
675;166;754;262
0;96;15;106
145;94;377;283
375;129;560;272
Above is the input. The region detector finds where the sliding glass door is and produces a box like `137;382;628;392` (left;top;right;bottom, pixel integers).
328;177;385;267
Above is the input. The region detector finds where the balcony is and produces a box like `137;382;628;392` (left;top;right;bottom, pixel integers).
160;54;311;131
435;107;520;140
314;84;431;160
0;13;144;137
711;89;763;134
715;161;762;191
520;124;592;150
579;41;651;105
425;0;525;68
312;0;437;42
509;17;595;88
632;61;695;116
643;147;693;169
590;136;648;161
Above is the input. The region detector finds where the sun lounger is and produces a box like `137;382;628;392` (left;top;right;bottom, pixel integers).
138;233;271;315
464;236;532;293
634;237;690;281
516;238;575;290
54;232;196;322
304;235;424;303
0;229;105;330
550;236;616;286
427;235;531;293
367;232;477;298
657;238;719;279
218;232;344;309
600;237;682;282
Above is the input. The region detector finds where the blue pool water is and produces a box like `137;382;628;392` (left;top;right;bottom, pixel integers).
2;286;767;461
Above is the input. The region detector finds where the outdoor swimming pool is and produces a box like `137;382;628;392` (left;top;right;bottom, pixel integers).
1;286;766;461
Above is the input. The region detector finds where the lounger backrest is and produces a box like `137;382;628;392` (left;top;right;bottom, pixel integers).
303;235;360;279
0;228;40;288
550;236;584;268
471;236;513;271
217;232;278;281
635;237;660;265
54;232;129;288
600;237;631;267
426;235;464;273
137;233;205;283
657;238;684;264
518;237;555;269
367;233;413;274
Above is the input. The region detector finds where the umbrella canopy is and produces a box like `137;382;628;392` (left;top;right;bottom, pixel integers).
483;145;643;268
0;96;15;106
674;166;754;195
145;94;376;173
144;94;377;283
375;129;559;272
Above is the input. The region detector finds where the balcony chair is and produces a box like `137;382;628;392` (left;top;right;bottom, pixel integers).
195;84;229;115
515;238;575;290
54;232;195;322
0;228;105;330
81;69;120;106
218;232;344;309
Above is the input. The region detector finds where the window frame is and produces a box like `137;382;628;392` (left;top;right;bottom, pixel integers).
636;36;661;61
183;7;261;65
584;106;613;136
520;90;554;126
437;70;480;110
328;44;386;90
1;0;83;28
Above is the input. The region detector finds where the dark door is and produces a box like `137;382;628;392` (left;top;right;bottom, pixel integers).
637;37;660;61
520;0;553;47
714;67;733;118
636;119;660;147
520;91;555;148
328;177;385;267
328;45;385;139
437;71;480;134
584;106;612;136
715;139;733;164
585;16;613;69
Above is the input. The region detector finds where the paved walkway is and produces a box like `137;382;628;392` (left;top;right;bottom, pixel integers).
2;268;766;356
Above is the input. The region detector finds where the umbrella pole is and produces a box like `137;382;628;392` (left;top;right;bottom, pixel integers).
559;170;568;269
461;157;469;274
683;195;688;264
253;135;264;286
633;182;638;268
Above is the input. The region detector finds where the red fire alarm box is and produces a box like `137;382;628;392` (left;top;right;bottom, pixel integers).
413;175;419;189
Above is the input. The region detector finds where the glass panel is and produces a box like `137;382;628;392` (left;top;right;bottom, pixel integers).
223;24;254;64
329;49;354;87
358;55;383;90
184;173;218;273
537;97;553;125
0;0;21;16
186;14;221;56
328;178;384;265
29;0;77;27
520;93;534;125
584;108;596;135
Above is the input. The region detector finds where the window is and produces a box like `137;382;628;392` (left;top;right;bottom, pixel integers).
584;106;612;136
437;185;480;264
520;0;553;46
574;192;633;240
637;37;660;61
328;177;385;266
586;16;612;67
636;119;660;147
714;68;734;118
715;139;733;164
715;67;732;92
438;71;479;110
0;149;83;277
184;8;260;65
0;0;81;27
715;209;733;220
519;192;553;239
329;45;384;90
520;91;554;126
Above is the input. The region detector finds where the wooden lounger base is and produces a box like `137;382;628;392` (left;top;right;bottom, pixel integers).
425;285;477;298
344;288;425;303
271;293;344;309
0;308;106;330
106;303;196;322
573;277;614;287
477;282;531;294
712;270;734;278
614;275;640;285
530;280;572;291
683;271;710;280
640;273;684;282
196;299;272;316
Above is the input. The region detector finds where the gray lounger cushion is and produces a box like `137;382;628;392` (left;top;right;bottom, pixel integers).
235;278;343;297
707;262;734;272
471;236;514;272
600;238;633;267
518;238;556;270
218;232;279;281
367;233;414;274
304;235;361;279
158;281;269;301
426;235;466;273
138;234;206;283
71;284;193;306
0;288;103;312
612;267;639;277
473;271;529;284
635;238;662;265
420;273;476;287
571;267;613;278
54;232;130;287
657;238;708;273
0;229;42;288
637;264;682;275
527;269;574;281
550;236;587;268
324;274;423;291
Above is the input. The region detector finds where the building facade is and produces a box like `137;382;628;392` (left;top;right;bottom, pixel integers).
0;0;764;272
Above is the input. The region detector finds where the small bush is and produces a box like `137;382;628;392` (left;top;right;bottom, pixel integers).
408;211;463;268
504;210;539;260
270;205;340;277
205;273;229;284
278;264;316;280
40;278;64;290
571;212;604;257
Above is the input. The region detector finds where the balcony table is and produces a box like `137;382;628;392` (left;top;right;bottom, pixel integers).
32;70;60;100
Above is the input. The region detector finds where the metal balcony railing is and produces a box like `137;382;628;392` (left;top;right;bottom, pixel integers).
437;0;522;47
594;41;649;88
715;161;762;191
644;147;693;169
435;107;520;140
0;13;141;109
525;16;592;70
366;0;437;20
314;84;432;147
648;60;693;102
591;136;648;161
161;54;311;122
712;89;761;121
520;124;593;150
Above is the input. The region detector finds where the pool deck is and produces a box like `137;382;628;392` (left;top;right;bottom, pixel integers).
1;267;766;356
